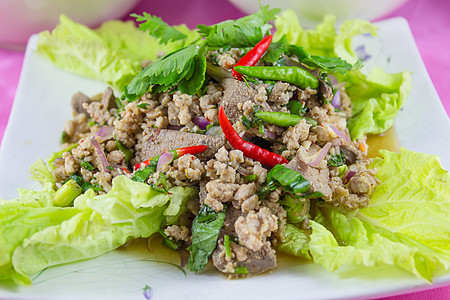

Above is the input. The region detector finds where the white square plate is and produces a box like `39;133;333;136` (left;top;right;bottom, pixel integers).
0;17;449;300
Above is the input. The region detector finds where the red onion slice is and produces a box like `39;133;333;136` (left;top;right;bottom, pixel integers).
91;137;110;173
345;170;356;181
193;116;210;130
157;150;174;171
264;128;277;140
96;126;114;140
308;142;332;167
331;89;341;108
331;138;342;146
330;125;351;145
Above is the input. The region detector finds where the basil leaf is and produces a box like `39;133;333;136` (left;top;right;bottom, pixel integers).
187;205;227;272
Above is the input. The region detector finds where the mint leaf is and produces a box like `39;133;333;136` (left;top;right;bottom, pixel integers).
131;13;187;45
187;205;226;272
197;6;280;48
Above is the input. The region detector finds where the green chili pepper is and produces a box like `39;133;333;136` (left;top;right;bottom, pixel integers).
233;66;319;89
255;111;317;127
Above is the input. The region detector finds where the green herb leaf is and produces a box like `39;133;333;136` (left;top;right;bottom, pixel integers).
197;6;280;48
178;54;207;95
123;45;201;101
262;34;288;64
263;164;311;195
327;150;346;167
233;266;249;274
187;205;227;272
131;13;187;45
80;160;95;171
159;229;182;250
288;45;361;74
132;168;154;183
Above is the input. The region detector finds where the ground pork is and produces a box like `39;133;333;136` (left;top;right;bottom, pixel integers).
234;207;278;251
164;225;191;242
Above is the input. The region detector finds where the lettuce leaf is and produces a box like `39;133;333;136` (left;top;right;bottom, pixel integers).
274;10;411;139
280;149;450;282
345;68;412;139
278;224;312;259
309;210;447;282
359;149;450;257
1;175;197;286
37;15;198;91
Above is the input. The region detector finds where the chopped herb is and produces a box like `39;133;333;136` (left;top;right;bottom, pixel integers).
187;205;227;272
233;266;249;274
265;81;276;97
288;100;307;116
224;235;231;258
132;167;154;183
241;105;264;133
242;174;258;182
327;150;346;167
80;181;104;193
87;121;96;127
80;160;95;171
61;131;70;144
69;174;84;187
114;136;133;163
159;229;182;250
106;166;115;171
137;103;151;109
261;34;288;64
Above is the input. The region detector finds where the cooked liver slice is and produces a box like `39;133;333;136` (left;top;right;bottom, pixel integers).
71;92;91;116
221;78;257;123
139;128;226;160
285;156;332;200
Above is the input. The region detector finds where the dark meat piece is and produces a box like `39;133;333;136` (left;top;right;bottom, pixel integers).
340;145;357;165
138;128;226;160
101;86;117;110
220;78;271;123
285;155;332;200
221;78;257;123
237;244;276;275
211;242;277;276
212;206;277;276
71;92;91;116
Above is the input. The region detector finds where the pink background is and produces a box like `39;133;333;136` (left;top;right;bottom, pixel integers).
0;0;449;299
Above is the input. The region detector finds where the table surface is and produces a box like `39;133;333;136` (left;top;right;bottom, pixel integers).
0;0;449;299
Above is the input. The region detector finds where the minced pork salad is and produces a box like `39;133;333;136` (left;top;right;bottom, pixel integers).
1;7;449;286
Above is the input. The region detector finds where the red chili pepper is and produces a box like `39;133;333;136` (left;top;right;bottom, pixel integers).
232;35;273;81
134;145;207;170
218;107;288;168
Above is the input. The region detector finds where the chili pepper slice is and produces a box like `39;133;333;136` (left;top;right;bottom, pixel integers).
233;65;319;89
255;111;317;127
218;106;288;168
134;145;207;170
232;35;273;81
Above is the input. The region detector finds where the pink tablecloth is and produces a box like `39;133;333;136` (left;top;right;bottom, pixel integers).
0;0;449;299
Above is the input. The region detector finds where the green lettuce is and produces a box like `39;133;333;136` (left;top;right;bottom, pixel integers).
1;175;197;286
274;10;411;139
280;149;450;282
278;224;312;259
37;15;198;91
359;149;450;257
309;210;447;282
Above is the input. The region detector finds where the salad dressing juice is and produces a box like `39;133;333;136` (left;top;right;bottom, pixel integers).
366;127;401;158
